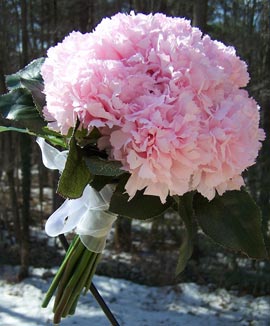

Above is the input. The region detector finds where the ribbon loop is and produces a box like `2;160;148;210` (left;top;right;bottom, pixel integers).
77;210;117;253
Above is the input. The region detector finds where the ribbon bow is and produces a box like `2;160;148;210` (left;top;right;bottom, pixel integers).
36;138;117;252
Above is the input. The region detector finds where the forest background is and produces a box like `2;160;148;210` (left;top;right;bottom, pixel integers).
0;0;269;294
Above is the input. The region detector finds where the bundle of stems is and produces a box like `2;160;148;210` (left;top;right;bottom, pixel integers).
42;235;101;325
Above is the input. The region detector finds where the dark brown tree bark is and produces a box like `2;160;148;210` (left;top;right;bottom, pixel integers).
78;0;90;33
19;134;32;280
53;0;58;44
192;0;208;33
21;0;28;66
0;60;6;94
258;91;270;256
114;216;132;252
6;133;21;244
19;0;31;280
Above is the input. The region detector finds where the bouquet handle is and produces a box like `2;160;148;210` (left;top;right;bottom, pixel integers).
59;234;120;326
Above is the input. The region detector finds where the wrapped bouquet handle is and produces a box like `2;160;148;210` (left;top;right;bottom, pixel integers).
57;234;120;326
36;138;118;324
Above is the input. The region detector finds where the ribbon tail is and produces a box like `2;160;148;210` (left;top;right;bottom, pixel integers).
36;137;68;172
45;200;85;237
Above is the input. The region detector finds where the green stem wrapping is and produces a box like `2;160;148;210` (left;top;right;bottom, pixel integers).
53;239;85;312
42;235;101;325
42;236;80;308
84;253;101;295
68;294;80;316
61;252;96;317
53;248;92;323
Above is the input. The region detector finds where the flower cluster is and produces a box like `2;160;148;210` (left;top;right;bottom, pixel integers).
41;12;264;202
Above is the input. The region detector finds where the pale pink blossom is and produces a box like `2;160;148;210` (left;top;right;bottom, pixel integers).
41;12;264;202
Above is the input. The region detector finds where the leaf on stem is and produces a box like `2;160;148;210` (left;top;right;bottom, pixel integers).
194;190;268;259
175;192;196;275
5;58;46;114
0;88;46;133
109;175;172;220
57;136;92;199
0;126;34;135
6;58;45;90
84;156;125;177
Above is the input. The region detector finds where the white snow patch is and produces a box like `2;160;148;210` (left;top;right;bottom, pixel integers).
0;267;269;326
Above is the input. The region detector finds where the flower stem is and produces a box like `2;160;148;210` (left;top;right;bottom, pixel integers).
68;294;80;315
61;252;96;317
42;235;80;308
53;247;92;323
42;235;102;325
53;238;85;312
84;252;101;295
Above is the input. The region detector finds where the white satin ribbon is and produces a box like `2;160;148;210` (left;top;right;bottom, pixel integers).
36;137;117;252
36;137;68;172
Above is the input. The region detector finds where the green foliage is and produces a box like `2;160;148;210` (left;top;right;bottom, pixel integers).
41;127;68;148
194;190;268;259
0;125;35;135
0;58;68;148
6;58;45;113
0;88;45;133
90;175;117;192
57;136;91;199
109;175;172;220
175;192;196;275
84;156;125;177
6;58;44;90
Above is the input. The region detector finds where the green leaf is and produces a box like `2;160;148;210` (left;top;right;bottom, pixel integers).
90;175;117;192
41;127;67;149
109;175;172;220
5;58;46;114
175;192;196;275
6;57;45;90
20;78;45;113
57;136;92;199
75;127;102;148
0;88;46;133
84;156;125;177
0;126;34;135
194;190;268;259
0;120;66;149
41;134;67;149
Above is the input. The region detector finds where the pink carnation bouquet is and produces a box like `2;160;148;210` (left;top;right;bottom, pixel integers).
0;12;267;325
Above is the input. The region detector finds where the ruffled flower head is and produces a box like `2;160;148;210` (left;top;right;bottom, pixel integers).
41;12;264;202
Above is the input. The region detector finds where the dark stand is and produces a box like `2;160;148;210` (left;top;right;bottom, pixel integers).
59;234;120;326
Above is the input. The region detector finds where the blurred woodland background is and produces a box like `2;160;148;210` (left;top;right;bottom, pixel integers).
0;0;269;294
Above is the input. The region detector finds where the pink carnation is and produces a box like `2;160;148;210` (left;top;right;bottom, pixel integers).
41;12;264;202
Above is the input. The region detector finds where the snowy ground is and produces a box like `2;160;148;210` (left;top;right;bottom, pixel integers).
0;266;269;326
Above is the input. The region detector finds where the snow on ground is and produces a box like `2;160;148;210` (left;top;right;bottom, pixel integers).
0;266;269;326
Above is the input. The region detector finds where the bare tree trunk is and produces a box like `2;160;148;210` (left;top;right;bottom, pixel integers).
89;0;95;30
21;0;28;66
258;91;270;256
40;0;45;51
53;0;58;44
192;0;208;33
19;0;31;280
19;135;32;280
0;59;6;94
78;0;90;33
52;170;64;212
6;134;21;244
114;216;132;252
